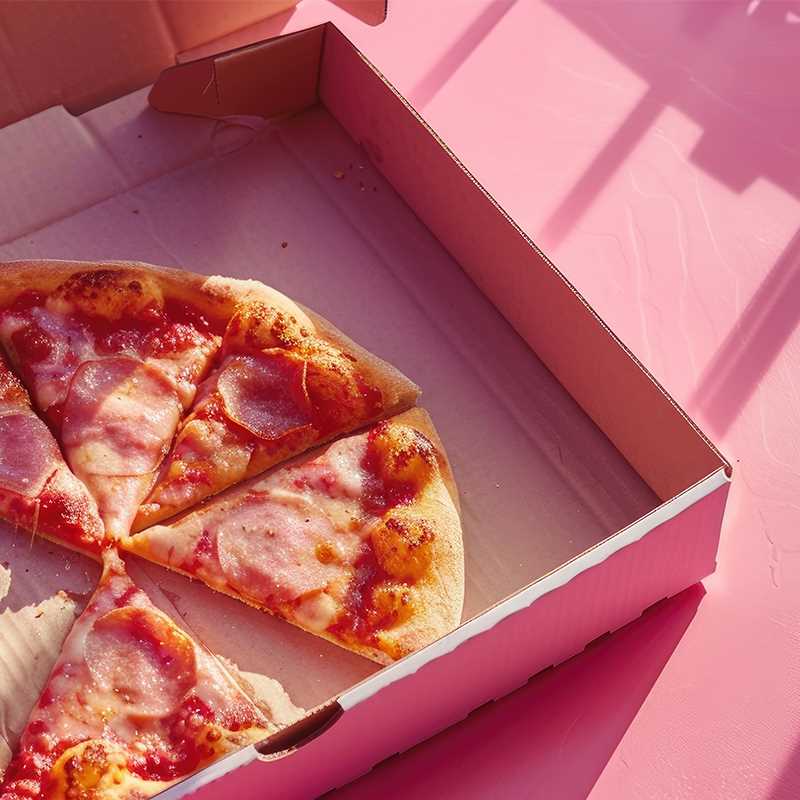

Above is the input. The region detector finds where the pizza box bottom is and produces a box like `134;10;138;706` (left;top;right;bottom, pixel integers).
0;20;729;799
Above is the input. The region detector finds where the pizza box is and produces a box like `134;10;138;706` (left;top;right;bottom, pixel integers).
0;3;731;798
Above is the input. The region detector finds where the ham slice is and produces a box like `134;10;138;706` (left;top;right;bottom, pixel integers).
217;351;313;441
216;496;353;604
84;606;198;718
0;410;58;497
62;358;180;478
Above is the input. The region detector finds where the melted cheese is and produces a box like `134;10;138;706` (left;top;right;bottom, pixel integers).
128;431;375;611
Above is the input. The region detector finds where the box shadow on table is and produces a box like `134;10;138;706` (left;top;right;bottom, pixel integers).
330;583;705;800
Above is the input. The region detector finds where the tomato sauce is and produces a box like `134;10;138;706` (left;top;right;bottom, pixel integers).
327;547;401;646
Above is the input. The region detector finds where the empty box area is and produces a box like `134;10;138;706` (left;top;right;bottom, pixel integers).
0;92;658;727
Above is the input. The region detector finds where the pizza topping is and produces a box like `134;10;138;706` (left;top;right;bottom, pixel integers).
360;423;438;514
367;422;438;486
10;320;55;363
217;351;313;441
293;591;339;633
84;607;198;717
1;279;220;422
0;362;27;405
222;301;383;435
128;698;218;782
370;514;436;582
62;358;181;476
327;547;399;645
288;434;366;501
36;474;105;553
0;412;58;497
54;740;130;798
216;496;356;605
2;307;95;421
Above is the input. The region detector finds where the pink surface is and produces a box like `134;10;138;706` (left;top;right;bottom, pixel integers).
306;1;799;799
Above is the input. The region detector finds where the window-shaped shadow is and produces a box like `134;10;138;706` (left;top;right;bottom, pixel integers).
541;0;800;435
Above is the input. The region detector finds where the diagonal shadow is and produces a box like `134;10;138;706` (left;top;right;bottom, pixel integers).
690;227;800;436
769;734;800;800
331;585;705;800
541;1;800;248
540;0;800;434
410;0;517;110
540;87;663;249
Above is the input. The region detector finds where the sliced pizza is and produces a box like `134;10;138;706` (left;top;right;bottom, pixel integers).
134;289;420;530
123;409;464;664
0;351;104;556
0;261;230;538
0;550;288;800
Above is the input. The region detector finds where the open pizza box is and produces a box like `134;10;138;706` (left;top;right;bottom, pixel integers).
0;2;731;797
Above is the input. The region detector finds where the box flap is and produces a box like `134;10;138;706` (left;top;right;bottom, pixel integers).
0;0;386;127
150;28;324;120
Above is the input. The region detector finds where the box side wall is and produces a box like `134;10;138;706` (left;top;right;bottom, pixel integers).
168;481;728;800
317;25;725;503
0;0;300;126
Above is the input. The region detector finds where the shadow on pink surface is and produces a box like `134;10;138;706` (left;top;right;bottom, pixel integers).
539;1;800;436
691;228;800;437
409;0;517;110
330;585;704;800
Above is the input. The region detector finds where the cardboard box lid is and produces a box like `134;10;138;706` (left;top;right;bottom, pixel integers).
0;0;386;127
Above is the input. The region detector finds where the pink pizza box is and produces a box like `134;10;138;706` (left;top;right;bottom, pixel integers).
0;3;730;798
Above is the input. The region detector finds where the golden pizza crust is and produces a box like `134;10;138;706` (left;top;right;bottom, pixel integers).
327;408;464;664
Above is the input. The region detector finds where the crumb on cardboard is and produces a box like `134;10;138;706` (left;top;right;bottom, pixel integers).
333;170;345;180
281;241;288;249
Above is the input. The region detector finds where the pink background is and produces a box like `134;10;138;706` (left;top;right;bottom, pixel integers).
311;1;800;798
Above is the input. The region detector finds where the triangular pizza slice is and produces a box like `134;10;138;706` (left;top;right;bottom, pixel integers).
124;409;464;664
134;286;419;530
0;350;104;556
0;261;227;538
0;551;292;800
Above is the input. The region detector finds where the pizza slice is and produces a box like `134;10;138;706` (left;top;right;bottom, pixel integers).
0;351;104;556
123;409;464;664
0;550;291;800
0;261;229;538
134;288;420;530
